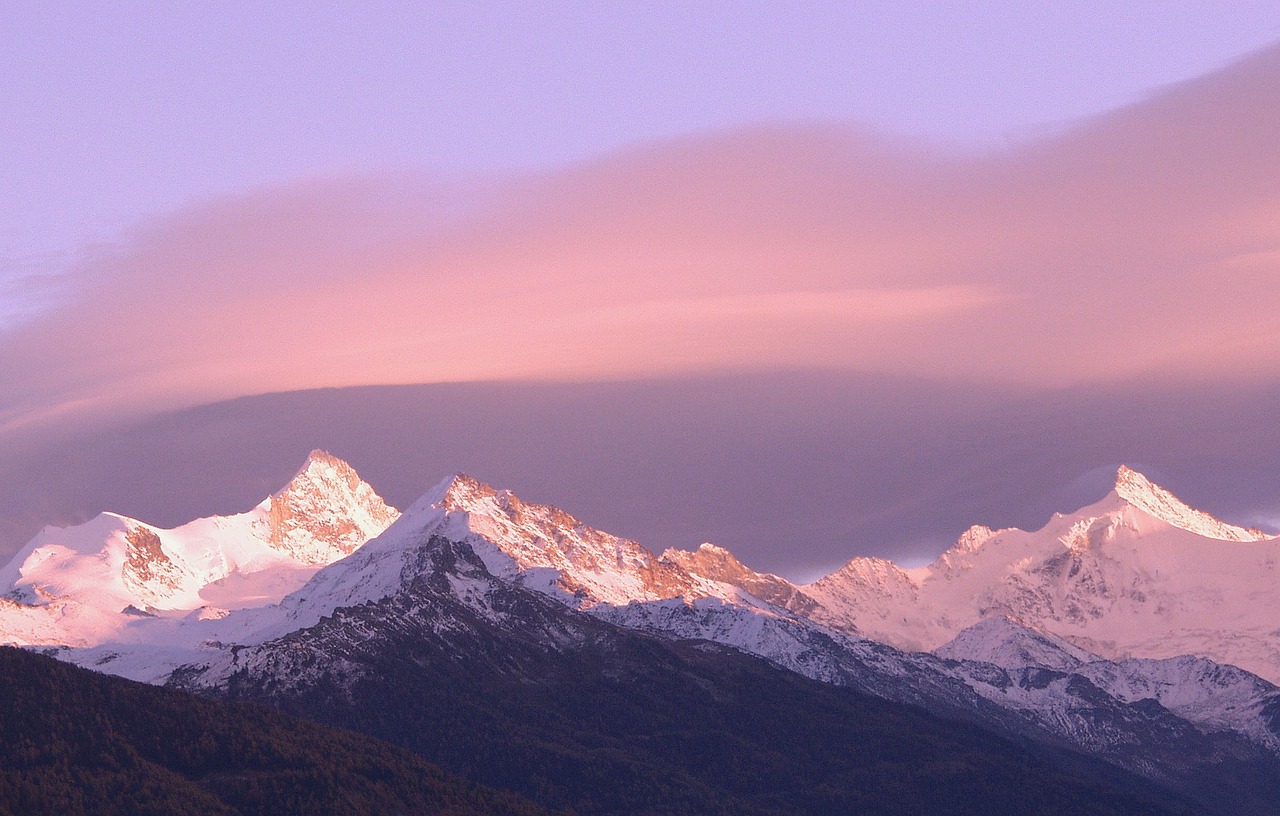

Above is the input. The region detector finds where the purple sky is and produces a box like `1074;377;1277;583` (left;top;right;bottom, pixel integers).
4;3;1280;290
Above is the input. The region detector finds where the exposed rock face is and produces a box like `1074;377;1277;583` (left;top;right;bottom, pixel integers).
661;543;818;614
432;473;699;606
121;525;185;607
265;450;401;565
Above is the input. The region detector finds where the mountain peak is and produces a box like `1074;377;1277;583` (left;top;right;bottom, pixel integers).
279;450;362;495
1110;465;1269;542
661;542;808;610
395;472;699;607
661;542;752;581
436;472;500;511
1112;465;1162;504
304;447;346;467
266;451;400;564
935;616;1098;671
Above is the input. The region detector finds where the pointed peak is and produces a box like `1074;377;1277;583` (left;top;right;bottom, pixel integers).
820;555;913;587
304;448;345;467
660;542;801;607
278;450;363;496
1112;464;1160;501
954;524;999;553
421;472;499;511
409;472;589;536
265;450;399;565
1108;465;1269;542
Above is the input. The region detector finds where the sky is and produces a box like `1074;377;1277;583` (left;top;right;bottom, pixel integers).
6;2;1280;279
3;4;1280;575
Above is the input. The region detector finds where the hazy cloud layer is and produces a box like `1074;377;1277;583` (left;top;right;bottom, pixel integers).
3;375;1280;581
4;45;1280;443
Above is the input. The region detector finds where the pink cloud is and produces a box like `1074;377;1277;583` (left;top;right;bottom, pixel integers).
3;45;1280;442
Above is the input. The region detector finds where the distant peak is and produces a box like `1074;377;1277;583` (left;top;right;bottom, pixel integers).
953;525;998;553
818;555;914;588
266;450;399;564
1112;465;1159;501
415;471;580;527
278;450;363;496
303;449;346;468
426;472;499;511
662;542;748;574
1110;465;1269;543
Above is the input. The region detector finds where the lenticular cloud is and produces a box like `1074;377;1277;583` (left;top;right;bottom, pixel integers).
3;45;1280;441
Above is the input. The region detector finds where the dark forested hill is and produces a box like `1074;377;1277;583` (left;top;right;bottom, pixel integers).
0;646;549;816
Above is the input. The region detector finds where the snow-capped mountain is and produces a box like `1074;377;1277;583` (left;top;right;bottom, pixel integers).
239;472;941;698
782;466;1280;684
0;450;398;647
145;473;1278;814
8;456;1280;811
320;469;1280;767
152;469;1280;761
935;614;1099;671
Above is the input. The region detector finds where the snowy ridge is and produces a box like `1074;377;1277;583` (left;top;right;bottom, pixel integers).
425;473;1280;756
430;473;744;608
141;469;1280;799
1112;466;1270;542
230;473;775;644
0;450;398;649
789;466;1280;684
1077;655;1280;751
659;543;818;613
800;556;921;641
386;468;1280;757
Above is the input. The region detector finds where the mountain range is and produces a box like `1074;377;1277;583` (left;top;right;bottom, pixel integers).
6;451;1280;812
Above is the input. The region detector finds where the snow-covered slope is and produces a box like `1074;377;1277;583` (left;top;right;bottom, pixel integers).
197;472;765;645
61;471;938;702
935;617;1280;754
221;465;1280;709
388;467;1280;762
0;450;397;648
429;474;727;606
793;467;1280;684
935;615;1097;671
